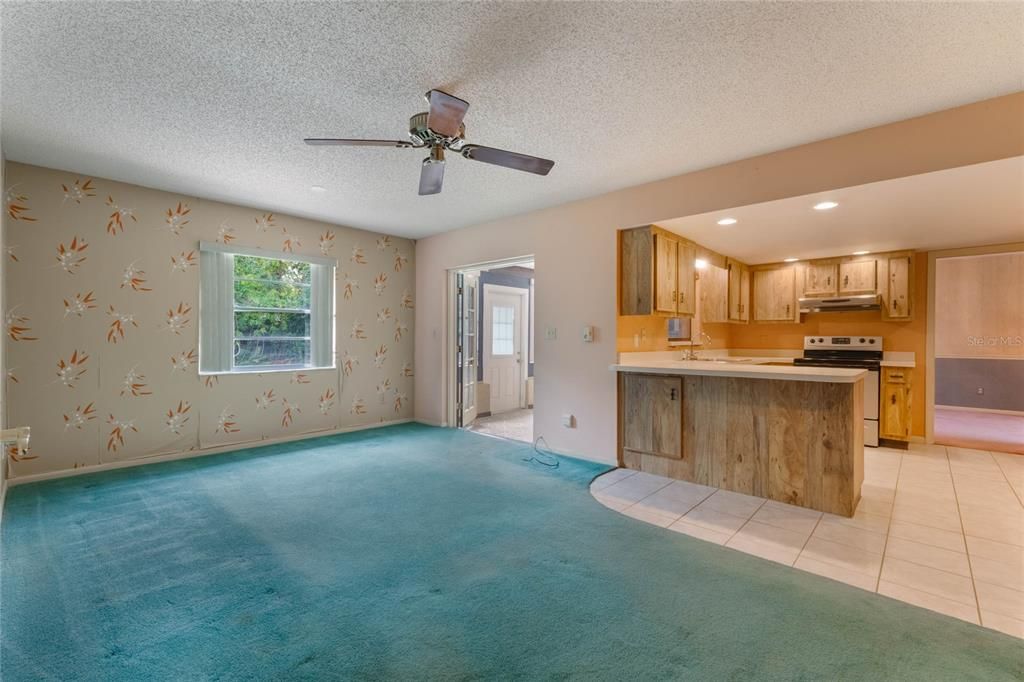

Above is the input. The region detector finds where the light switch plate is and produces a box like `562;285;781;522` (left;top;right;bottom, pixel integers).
582;325;594;342
546;327;557;340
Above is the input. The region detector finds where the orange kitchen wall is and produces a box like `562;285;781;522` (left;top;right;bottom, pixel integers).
617;252;928;436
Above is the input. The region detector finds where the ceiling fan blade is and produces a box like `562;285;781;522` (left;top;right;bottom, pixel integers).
304;138;414;147
426;90;469;138
419;159;445;195
461;144;554;176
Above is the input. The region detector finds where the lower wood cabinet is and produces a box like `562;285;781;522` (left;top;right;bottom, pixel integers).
880;367;912;442
619;373;682;458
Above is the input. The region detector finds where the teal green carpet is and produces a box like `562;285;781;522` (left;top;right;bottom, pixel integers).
2;424;1021;680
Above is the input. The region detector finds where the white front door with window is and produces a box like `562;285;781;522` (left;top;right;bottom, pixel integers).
483;285;525;414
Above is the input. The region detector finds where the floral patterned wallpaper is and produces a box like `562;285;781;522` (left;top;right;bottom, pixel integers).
3;162;414;478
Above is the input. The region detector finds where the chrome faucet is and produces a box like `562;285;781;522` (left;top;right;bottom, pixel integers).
681;332;713;361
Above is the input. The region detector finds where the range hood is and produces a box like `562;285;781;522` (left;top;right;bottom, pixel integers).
798;294;881;313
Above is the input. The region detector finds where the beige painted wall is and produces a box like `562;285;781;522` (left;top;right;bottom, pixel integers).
4;162;414;479
415;93;1024;463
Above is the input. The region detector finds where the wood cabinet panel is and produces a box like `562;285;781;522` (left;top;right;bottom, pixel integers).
620;373;682;458
700;264;729;323
650;376;683;458
839;259;877;294
619;228;652;315
880;367;912;441
676;240;697;316
654;232;679;314
886;255;912;319
727;258;750;322
621;373;653;453
672;374;862;515
804;262;838;296
753;267;797;321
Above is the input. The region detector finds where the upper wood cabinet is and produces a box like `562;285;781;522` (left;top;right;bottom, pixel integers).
620;373;683;459
700;264;729;323
881;253;913;320
839;259;877;295
654;231;679;314
752;265;797;322
804;261;838;297
676;241;697;316
619;225;696;317
726;258;750;322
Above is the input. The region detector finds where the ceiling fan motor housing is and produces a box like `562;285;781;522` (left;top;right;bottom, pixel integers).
409;112;464;146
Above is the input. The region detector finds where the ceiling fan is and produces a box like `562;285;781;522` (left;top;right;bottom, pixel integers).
304;89;555;196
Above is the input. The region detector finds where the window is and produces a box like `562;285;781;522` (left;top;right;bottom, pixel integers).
199;243;334;373
491;305;515;356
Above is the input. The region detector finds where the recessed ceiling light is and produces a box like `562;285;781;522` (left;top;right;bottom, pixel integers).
813;201;838;211
310;185;327;193
694;258;708;270
717;217;737;226
852;250;871;256
784;258;799;263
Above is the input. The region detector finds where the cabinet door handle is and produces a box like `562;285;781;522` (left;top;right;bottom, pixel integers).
891;394;896;405
844;275;849;286
892;299;897;311
827;276;831;286
670;388;677;401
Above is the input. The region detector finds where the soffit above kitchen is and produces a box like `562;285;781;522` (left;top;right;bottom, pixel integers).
1;2;1022;239
658;156;1024;264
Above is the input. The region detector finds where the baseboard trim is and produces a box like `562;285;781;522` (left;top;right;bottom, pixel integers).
935;404;1024;417
8;418;414;487
414;418;446;427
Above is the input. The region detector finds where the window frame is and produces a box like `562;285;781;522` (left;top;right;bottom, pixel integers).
199;242;336;375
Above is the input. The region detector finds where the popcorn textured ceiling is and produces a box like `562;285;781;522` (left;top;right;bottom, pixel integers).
2;1;1022;238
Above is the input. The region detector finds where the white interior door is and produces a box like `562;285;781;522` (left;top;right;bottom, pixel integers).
484;286;524;414
461;274;478;425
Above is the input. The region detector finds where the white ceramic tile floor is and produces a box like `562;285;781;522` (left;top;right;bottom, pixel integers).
591;443;1024;638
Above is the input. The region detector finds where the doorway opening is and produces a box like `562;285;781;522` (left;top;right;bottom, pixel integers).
452;257;535;443
931;247;1024;454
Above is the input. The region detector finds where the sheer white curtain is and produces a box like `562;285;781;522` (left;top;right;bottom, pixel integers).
310;262;335;368
199;249;234;373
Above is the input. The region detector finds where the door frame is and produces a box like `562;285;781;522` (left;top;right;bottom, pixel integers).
482;283;530;413
925;241;1024;443
445;255;536;429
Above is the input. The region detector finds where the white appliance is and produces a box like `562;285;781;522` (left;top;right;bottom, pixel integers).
793;336;882;447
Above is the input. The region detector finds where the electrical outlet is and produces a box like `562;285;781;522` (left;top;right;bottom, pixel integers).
561;414;575;428
977;387;984;395
546;326;558;340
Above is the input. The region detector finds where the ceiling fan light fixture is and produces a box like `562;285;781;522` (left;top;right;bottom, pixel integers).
813;201;839;211
717;217;737;226
304;88;555;196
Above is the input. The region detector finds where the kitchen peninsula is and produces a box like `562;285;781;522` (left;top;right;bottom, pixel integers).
612;360;865;516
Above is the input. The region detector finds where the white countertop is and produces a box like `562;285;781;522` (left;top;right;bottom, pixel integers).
610;360;867;383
